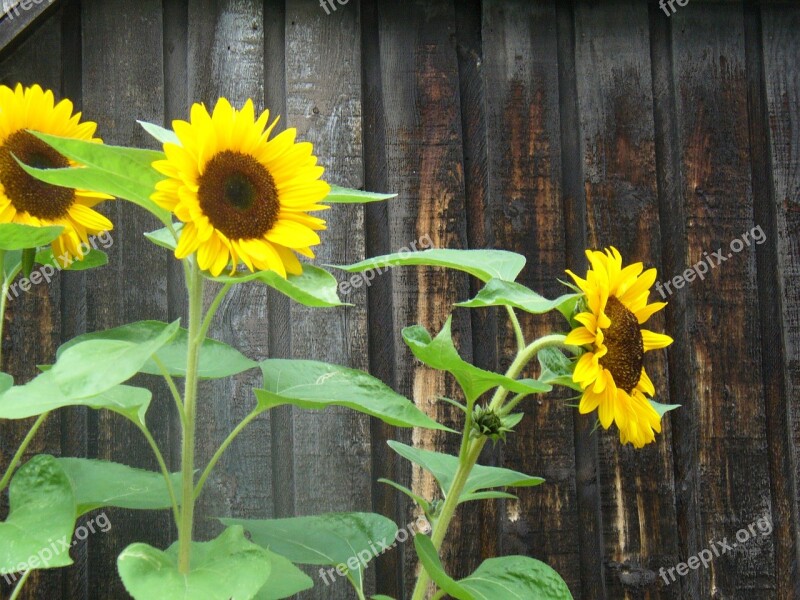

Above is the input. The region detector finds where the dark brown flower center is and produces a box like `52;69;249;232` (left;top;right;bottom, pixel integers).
0;130;75;219
197;150;279;240
599;296;643;393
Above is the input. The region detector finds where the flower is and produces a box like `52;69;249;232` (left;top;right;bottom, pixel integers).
151;98;330;277
565;247;673;448
0;83;112;260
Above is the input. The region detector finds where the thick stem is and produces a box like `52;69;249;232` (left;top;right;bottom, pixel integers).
177;260;204;574
0;412;49;492
410;333;569;600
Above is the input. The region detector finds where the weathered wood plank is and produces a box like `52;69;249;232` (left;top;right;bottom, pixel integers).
480;1;581;595
80;1;171;597
669;3;775;597
757;3;800;597
0;0;62;54
574;2;682;598
186;0;275;545
0;12;66;600
282;2;371;598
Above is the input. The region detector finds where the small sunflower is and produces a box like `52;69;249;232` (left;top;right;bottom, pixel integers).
151;98;329;277
565;247;673;448
0;83;113;260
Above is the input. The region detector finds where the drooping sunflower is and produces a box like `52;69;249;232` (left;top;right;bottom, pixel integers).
565;247;673;448
0;83;113;260
151;98;329;278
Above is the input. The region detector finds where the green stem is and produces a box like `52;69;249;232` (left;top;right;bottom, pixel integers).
193;409;260;501
0;257;21;370
177;259;204;574
431;590;447;600
506;305;525;352
136;422;181;527
410;333;569;600
9;569;31;600
0;412;49;492
198;282;232;343
153;355;185;423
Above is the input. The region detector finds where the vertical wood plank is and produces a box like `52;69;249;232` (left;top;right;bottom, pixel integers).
757;3;800;597
186;0;275;542
282;2;371;598
480;1;581;594
668;2;776;597
80;1;171;597
574;1;681;598
367;1;476;594
0;13;66;600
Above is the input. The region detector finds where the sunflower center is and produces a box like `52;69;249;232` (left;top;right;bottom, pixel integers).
0;130;75;220
599;296;644;393
198;150;280;240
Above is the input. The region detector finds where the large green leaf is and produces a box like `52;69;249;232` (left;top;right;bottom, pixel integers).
458;556;574;599
335;248;526;283
210;264;346;308
223;513;399;595
0;373;151;425
257;360;449;431
402;318;551;402
0;455;77;575
388;441;543;504
456;279;580;321
21;132;171;225
324;185;396;204
35;248;108;271
254;550;314;599
0;223;63;251
117;526;271;600
57;321;256;379
51;320;180;398
56;458;180;515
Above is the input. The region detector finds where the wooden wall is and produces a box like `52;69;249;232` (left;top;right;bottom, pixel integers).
0;1;797;598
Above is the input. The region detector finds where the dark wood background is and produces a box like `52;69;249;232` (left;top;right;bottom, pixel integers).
0;0;797;598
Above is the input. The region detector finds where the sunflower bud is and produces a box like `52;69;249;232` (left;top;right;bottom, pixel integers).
471;405;515;443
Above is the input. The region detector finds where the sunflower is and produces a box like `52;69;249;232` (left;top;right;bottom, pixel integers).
0;83;113;260
151;98;329;278
565;247;673;448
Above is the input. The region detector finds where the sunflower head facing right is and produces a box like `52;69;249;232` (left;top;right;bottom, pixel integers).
565;247;674;448
151;98;330;278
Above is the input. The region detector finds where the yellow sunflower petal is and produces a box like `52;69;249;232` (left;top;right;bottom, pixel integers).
641;329;674;351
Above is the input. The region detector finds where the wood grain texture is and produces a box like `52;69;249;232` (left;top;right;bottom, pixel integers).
574;2;681;598
480;1;581;595
0;1;795;598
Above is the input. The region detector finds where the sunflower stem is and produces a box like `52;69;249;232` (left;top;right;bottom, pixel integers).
9;569;31;600
177;259;204;574
506;305;526;352
410;333;569;600
0;252;21;370
0;412;49;493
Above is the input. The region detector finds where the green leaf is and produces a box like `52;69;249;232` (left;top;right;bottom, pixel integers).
0;455;77;575
35;248;108;271
456;279;581;321
51;320;180;398
223;512;399;594
256;360;450;431
324;184;396;204
335;248;526;283
537;347;582;392
413;535;472;599
0;373;151;425
56;458;180;516
144;224;181;251
117;526;272;600
402;318;551;402
21;132;171;225
21;248;35;277
57;321;256;380
458;555;574;599
210;264;346;308
649;400;681;417
138;120;180;145
377;478;431;513
388;441;543;503
253;550;314;599
0;223;63;250
0;372;13;394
